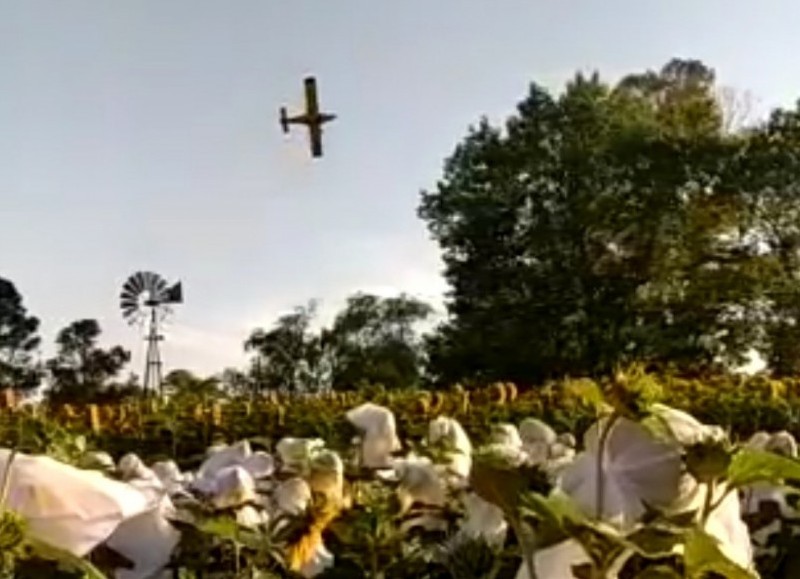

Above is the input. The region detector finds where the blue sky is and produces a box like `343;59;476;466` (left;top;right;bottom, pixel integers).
2;1;799;377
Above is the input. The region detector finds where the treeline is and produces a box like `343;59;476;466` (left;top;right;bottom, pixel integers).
8;57;800;400
0;278;437;400
0;278;136;403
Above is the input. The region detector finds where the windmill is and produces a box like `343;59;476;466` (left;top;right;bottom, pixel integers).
119;271;183;396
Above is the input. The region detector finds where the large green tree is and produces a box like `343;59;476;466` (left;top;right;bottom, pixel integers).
419;58;791;386
325;293;433;390
737;103;800;375
245;293;433;391
245;301;326;392
46;319;131;403
0;277;41;391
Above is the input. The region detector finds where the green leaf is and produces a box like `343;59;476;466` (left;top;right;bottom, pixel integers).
632;565;683;579
520;491;577;549
727;448;800;489
685;440;733;484
194;515;242;542
565;379;608;413
522;491;627;571
470;452;549;520
25;538;107;579
683;529;756;579
625;525;686;558
566;522;626;573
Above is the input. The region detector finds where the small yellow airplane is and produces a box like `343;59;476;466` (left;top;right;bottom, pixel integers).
280;77;336;158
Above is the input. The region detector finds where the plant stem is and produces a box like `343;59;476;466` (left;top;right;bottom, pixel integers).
707;485;733;515
0;450;17;512
595;413;620;520
510;518;537;579
370;546;380;579
701;479;716;526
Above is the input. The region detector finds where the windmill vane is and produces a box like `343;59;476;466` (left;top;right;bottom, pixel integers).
119;271;183;396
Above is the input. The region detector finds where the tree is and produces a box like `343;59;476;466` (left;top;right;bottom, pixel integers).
163;369;222;399
219;367;251;396
245;293;433;391
245;301;326;392
325;293;433;390
419;58;783;386
46;319;131;403
0;277;41;391
734;103;800;375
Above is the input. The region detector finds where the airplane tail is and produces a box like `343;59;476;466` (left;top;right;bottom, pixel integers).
280;107;289;133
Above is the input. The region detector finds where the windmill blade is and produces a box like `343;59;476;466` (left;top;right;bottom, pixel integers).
152;276;168;299
121;272;148;322
120;271;181;327
121;271;154;322
123;274;142;297
121;304;140;324
137;272;162;305
140;272;155;293
121;311;139;324
133;271;150;293
122;280;136;297
141;272;165;297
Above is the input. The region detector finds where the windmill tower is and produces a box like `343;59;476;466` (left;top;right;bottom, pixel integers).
119;271;183;396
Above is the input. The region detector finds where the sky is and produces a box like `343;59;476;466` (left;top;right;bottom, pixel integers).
2;1;800;378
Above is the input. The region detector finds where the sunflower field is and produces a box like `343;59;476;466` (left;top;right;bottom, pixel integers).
0;369;799;577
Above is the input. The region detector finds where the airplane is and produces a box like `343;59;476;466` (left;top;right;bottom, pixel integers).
280;76;336;158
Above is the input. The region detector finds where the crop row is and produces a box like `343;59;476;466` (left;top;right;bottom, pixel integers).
2;370;798;464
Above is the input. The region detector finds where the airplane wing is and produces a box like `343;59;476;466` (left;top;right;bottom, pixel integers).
304;77;320;117
309;123;323;157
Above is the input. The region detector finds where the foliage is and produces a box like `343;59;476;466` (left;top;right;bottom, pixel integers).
245;293;434;392
0;278;41;392
246;301;325;393
419;58;800;385
325;293;434;391
164;369;223;400
2;371;800;576
45;319;132;404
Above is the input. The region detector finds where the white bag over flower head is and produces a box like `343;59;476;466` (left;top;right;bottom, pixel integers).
519;418;557;446
559;417;682;529
428;416;472;477
1;450;150;557
394;454;446;512
646;403;725;447
276;437;326;473
460;491;507;547
490;423;523;449
766;431;798;458
207;466;257;509
197;440;252;480
710;489;754;570
519;418;558;465
105;493;181;579
118;453;159;484
346;403;401;468
273;477;312;516
241;451;276;479
307;449;345;502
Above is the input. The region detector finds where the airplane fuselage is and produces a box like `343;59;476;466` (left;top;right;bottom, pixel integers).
280;77;336;157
